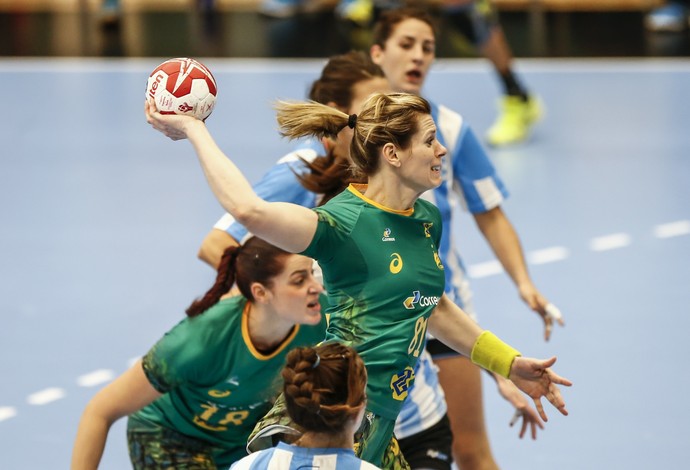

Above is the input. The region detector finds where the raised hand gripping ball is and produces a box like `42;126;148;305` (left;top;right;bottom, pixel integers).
146;57;217;120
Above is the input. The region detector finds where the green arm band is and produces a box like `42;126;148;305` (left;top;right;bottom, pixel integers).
470;331;521;379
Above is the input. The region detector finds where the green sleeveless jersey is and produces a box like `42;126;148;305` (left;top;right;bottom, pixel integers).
130;295;327;465
301;184;445;420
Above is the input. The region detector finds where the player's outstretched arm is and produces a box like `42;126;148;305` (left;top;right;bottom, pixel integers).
428;294;572;422
71;360;161;470
144;101;317;254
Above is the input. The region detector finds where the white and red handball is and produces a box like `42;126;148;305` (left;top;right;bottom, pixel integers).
146;57;217;121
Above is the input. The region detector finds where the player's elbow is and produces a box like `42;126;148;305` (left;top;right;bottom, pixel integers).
232;203;268;233
197;243;216;268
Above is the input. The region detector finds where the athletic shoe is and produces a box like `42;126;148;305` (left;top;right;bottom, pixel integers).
644;3;688;32
486;95;544;147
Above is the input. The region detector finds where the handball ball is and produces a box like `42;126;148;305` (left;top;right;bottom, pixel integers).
146;57;217;121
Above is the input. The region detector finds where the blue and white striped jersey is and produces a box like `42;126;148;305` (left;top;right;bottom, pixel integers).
423;102;508;314
231;442;381;470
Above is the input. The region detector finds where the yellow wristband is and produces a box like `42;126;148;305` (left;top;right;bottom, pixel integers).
470;331;521;379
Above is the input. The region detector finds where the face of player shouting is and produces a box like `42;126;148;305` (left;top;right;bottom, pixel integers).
329;76;391;166
394;114;446;194
259;254;324;326
370;17;435;95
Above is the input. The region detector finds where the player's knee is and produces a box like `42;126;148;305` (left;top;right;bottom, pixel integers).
454;444;496;470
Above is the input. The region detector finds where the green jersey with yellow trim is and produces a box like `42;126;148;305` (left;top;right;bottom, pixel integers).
301;184;445;421
130;295;327;466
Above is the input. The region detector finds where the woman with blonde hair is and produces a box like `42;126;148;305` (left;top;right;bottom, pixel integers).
370;7;564;469
145;90;571;468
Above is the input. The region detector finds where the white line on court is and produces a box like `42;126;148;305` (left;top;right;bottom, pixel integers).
27;388;66;406
589;233;632;252
654;220;690;239
0;407;17;422
468;260;504;279
528;246;570;265
469;245;571;278
77;369;115;387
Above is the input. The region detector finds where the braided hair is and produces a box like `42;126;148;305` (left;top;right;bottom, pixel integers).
282;342;367;433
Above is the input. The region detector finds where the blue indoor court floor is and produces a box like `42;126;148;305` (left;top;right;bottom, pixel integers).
1;57;689;469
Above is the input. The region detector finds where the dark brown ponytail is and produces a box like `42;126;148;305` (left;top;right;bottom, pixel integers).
186;236;290;317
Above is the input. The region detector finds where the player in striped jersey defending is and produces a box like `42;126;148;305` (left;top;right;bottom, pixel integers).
231;342;380;470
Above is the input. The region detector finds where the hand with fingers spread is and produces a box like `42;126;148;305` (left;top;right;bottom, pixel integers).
518;282;566;341
495;374;544;439
509;356;572;422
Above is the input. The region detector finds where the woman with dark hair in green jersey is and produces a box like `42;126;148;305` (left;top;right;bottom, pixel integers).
71;236;327;469
144;91;572;468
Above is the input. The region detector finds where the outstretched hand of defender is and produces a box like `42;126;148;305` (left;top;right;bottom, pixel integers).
509;356;572;422
144;99;197;141
518;282;565;341
495;374;544;440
